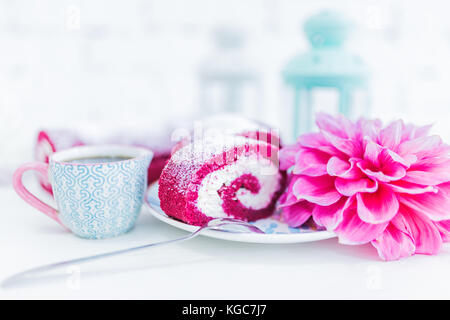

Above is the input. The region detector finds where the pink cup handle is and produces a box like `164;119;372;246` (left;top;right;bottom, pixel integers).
13;162;65;228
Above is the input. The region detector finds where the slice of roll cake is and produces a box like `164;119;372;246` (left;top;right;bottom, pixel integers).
159;135;284;226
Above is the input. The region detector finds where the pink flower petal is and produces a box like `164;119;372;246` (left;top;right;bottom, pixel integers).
392;206;442;255
388;180;437;194
335;204;389;244
316;113;344;136
292;148;329;176
413;155;450;167
278;191;298;208
281;201;314;227
278;176;301;207
361;143;408;182
292;175;341;206
313;196;353;230
358;160;406;182
297;132;340;156
403;169;450;186
378;120;402;152
371;224;415;261
279;143;299;170
357;118;382;141
379;148;410;168
363;140;383;167
398;135;443;159
434;220;450;242
327;157;363;179
322;130;363;158
404;159;450;185
399;182;450;221
356;183;399;224
401;123;432;141
335;177;378;196
412;124;433;139
316;112;356;139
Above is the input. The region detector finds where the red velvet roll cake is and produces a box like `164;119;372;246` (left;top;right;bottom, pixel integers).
159;135;284;226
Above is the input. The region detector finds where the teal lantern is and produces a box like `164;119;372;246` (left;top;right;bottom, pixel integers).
283;10;369;140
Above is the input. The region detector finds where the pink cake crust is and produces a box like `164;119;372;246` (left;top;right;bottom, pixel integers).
159;137;285;226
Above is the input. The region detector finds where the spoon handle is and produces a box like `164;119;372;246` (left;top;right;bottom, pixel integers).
2;218;263;288
2;228;203;288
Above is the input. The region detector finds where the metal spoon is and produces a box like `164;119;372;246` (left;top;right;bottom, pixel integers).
2;217;264;288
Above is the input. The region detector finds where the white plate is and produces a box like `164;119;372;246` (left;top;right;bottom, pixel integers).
145;182;336;244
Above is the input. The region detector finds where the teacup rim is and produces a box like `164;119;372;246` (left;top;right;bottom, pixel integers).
50;144;154;166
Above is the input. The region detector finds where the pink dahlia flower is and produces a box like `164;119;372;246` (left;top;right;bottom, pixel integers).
279;113;450;260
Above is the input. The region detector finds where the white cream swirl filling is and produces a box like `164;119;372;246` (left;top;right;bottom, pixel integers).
196;155;281;218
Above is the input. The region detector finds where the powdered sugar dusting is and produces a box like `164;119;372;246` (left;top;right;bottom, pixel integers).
171;134;254;164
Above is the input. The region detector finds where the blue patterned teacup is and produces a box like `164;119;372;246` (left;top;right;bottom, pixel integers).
13;145;153;239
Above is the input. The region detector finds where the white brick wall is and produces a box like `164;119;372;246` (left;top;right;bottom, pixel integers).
2;0;450;173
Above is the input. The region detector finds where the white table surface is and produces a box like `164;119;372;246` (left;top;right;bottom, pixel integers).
1;179;450;300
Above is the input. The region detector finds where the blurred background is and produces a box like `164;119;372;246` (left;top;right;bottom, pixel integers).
1;0;450;181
